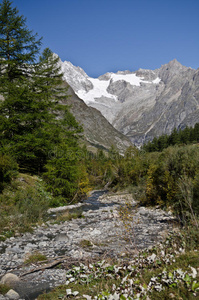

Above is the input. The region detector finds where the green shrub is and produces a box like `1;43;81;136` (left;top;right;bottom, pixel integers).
15;184;50;224
0;154;18;192
0;175;52;236
145;144;199;222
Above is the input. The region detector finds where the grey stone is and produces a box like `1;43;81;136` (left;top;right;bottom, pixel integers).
0;274;20;287
54;234;68;242
5;290;20;300
38;241;47;247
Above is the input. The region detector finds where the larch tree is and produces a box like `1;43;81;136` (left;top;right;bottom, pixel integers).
0;0;42;165
0;0;83;180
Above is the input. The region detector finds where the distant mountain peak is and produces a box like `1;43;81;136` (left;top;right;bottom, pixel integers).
59;58;199;146
169;58;181;65
161;59;193;72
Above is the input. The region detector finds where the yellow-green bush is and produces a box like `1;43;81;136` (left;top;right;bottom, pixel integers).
145;145;199;222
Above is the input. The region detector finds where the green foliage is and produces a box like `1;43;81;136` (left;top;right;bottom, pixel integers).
0;1;44;171
0;1;88;203
144;145;199;224
24;252;47;265
143;123;199;152
0;46;78;173
54;209;84;223
79;239;93;248
0;174;51;236
0;154;18;192
0;0;42;83
0;283;10;295
43;142;83;203
15;185;50;223
84;142;199;227
35;48;67;102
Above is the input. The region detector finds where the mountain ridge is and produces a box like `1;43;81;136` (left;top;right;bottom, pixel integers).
60;58;199;146
63;84;132;153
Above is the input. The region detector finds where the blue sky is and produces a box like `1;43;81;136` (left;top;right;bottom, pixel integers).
11;0;199;77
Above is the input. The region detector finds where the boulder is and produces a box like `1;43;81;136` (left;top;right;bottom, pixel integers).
0;273;20;287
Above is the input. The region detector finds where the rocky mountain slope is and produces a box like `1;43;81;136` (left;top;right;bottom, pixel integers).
60;59;199;146
64;84;132;153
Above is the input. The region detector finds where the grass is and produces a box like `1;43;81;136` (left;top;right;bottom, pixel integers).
0;284;10;295
24;251;47;265
0;173;52;239
79;239;93;249
38;276;122;300
54;209;84;224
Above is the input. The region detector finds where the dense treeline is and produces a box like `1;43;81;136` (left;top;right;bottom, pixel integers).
143;123;199;152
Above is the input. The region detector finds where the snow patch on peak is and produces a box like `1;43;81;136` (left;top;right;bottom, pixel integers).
59;58;162;105
109;73;161;86
152;77;161;84
77;77;117;104
76;73;161;105
110;73;148;86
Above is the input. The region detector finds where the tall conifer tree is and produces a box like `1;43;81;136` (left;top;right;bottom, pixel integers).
0;0;42;143
0;1;82;175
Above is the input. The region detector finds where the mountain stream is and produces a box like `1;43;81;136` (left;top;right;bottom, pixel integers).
0;191;178;299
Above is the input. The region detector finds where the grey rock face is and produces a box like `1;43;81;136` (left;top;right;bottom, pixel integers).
64;84;132;153
60;60;93;92
60;58;199;146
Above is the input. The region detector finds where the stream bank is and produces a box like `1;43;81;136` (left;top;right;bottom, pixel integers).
0;191;177;300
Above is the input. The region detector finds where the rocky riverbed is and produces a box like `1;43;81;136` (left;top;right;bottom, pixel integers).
0;191;178;300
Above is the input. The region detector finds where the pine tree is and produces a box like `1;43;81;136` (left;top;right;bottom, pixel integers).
0;1;82;174
168;128;180;145
0;0;42;86
193;123;199;142
35;48;66;102
0;0;42;154
179;126;190;144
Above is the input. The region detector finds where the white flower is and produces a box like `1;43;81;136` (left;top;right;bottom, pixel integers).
66;289;72;295
147;253;156;263
189;266;197;278
121;275;128;284
150;276;157;282
154;283;163;292
69;277;75;282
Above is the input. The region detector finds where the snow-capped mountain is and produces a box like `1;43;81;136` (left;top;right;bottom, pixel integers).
60;58;199;146
62;83;132;153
